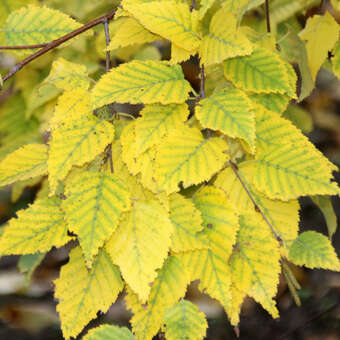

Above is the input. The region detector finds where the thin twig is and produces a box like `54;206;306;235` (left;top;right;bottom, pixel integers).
200;64;206;98
0;8;117;88
265;0;271;33
0;43;48;50
190;0;197;11
229;161;283;244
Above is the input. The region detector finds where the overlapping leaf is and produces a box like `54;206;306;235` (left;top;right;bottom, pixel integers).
62;172;131;267
92;61;192;108
0;197;70;255
155;126;228;194
223;47;294;95
289;231;340;271
196;88;255;151
249;92;290;115
106;200;173;302
127;256;190;340
45;58;90;91
0;144;48;187
229;213;281;318
48;115;114;194
125;1;200;52
200;9;252;66
82;325;134;340
164;300;208;340
55;247;124;340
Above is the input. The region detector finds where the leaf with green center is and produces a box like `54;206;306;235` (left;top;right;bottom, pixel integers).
0;197;70;255
289;231;340;271
55;247;124;340
200;9;252;66
196;88;255;151
106;200;173;302
0;144;48;188
164;300;208;340
249;92;290;115
92;61;192;108
155;126;228;194
82;325;134;340
62;172;131;267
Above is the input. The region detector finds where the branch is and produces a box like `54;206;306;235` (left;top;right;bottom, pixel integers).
0;8;117;89
229;161;283;244
200;64;206;98
0;43;48;50
265;0;271;33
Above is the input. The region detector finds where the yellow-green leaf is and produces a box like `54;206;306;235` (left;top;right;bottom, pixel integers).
289;231;340;271
282;104;313;134
3;6;84;54
82;325;134;340
155;126;228;194
106;200;173;302
229;213;281;318
107;16;159;50
55;247;124;340
18;252;45;282
249;92;290;115
196;88;255;151
125;1;200;52
0;144;48;187
332;39;340;80
0;0;36;27
200;9;252;66
164;300;208;340
45;58;90;91
128;255;190;340
48;115;114;194
169;193;207;252
62;172;131;267
299;11;340;80
92;61;192;108
0;197;70;255
223;47;293;95
135;103;189;156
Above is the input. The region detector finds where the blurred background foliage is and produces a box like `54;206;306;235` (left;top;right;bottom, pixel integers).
0;0;339;339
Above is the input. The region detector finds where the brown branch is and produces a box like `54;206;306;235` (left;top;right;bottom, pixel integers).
0;8;117;89
265;0;271;33
200;64;206;98
190;0;197;11
229;161;283;244
0;43;48;50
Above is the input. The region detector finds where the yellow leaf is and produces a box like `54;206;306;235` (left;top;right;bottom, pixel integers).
215;162;300;245
223;47;294;95
299;11;340;80
82;324;134;340
0;144;48;187
0;0;36;27
49;89;91;130
45;58;90;91
289;231;340;271
198;0;216;19
125;1;200;51
135;103;189;156
48;115;114;194
169;193;208;252
55;247;124;339
229;213;280;318
200;9;252;66
155;126;229;194
128;255;190;340
62;172;131;267
170;43;195;64
106;200;173;302
164;300;208;340
0;197;70;255
196;88;255;151
249;92;290;115
92;60;192;108
107;16;159;50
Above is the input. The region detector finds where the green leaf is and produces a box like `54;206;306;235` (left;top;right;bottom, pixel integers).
196;88;255;151
289;231;340;271
0;144;48;188
164;300;208;340
249;92;290;115
48;115;114;194
82;325;134;340
155;126;228;194
282;104;313;134
0;197;70;255
18;252;45;282
92;61;192;108
200;8;252;66
106;200;174;302
62;172;131;267
55;247;124;340
223;47;294;95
